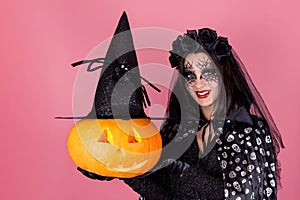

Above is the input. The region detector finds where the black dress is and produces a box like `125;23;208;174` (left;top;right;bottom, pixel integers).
123;107;278;200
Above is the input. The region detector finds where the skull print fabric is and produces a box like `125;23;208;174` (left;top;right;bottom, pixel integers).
218;117;277;200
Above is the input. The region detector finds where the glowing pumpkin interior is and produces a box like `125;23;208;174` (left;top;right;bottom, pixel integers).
67;119;162;178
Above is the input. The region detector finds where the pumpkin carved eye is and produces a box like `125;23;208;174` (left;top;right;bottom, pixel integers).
98;127;142;144
128;128;142;143
98;129;114;143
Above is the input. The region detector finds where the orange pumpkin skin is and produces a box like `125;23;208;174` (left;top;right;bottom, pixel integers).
67;119;162;178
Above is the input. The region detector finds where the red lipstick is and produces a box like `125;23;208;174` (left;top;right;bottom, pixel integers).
195;90;210;98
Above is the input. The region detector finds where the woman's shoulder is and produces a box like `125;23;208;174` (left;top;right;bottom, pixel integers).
221;106;269;133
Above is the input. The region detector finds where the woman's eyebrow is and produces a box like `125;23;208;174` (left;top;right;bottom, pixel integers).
184;61;194;71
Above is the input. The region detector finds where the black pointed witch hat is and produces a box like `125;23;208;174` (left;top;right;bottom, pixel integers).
89;11;146;119
61;12;160;120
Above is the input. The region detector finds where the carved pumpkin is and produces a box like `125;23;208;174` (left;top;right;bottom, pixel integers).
67;118;162;178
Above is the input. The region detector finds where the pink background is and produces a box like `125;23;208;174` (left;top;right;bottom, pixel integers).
1;0;299;199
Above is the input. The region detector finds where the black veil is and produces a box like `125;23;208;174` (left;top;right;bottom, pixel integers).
231;49;285;187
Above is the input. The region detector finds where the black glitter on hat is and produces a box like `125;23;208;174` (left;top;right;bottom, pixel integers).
62;12;160;120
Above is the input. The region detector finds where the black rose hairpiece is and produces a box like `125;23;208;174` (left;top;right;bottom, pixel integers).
197;28;217;49
211;37;232;60
169;28;232;68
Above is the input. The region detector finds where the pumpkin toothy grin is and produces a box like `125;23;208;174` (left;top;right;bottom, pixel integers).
111;160;148;172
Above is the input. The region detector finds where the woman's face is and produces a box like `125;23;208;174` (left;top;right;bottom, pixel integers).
183;52;219;110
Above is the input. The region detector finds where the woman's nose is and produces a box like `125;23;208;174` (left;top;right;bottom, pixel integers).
193;76;207;88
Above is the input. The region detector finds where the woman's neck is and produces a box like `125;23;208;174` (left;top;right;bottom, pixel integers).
201;105;213;120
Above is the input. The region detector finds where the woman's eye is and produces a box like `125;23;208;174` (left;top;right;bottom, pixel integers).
201;68;217;76
184;72;196;83
201;68;218;80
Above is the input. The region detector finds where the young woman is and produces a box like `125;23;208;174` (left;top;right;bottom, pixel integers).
122;28;284;200
78;27;284;200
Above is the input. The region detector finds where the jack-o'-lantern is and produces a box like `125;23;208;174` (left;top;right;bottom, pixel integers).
64;12;163;179
67;119;162;178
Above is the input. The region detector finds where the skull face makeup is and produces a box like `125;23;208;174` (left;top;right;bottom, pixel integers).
183;52;220;116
